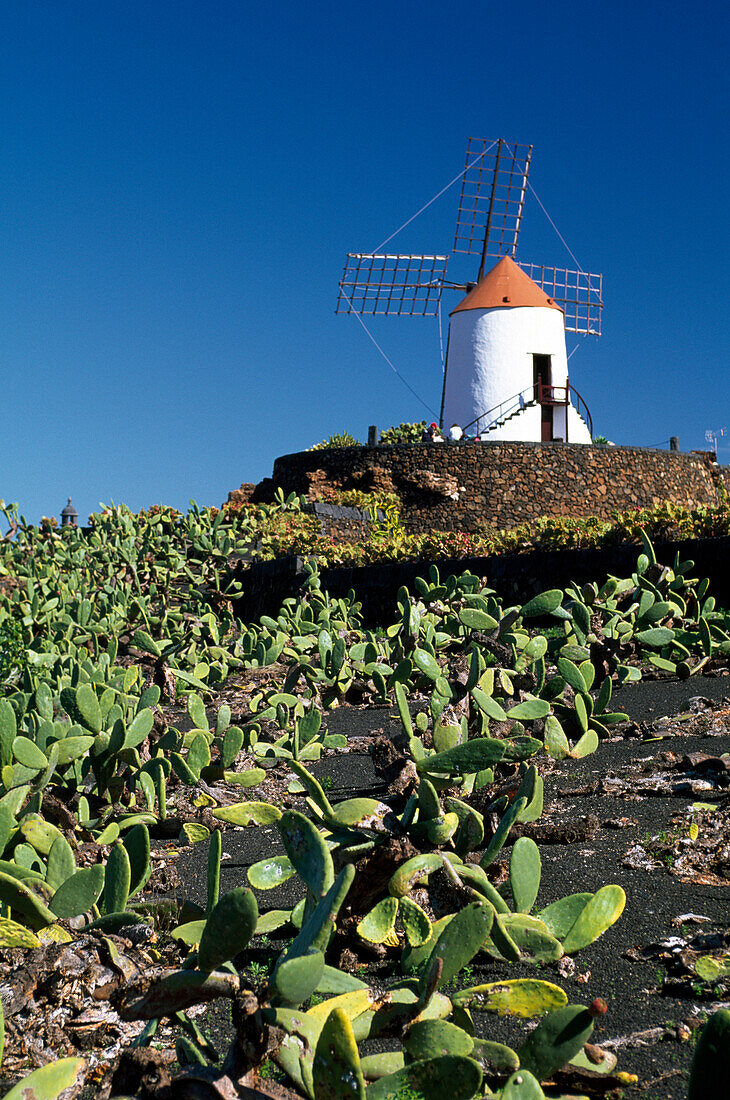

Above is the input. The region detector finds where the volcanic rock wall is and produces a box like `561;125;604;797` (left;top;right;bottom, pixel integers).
270;442;730;533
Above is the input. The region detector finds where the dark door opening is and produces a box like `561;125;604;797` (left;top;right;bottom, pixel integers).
541;404;553;441
533;354;552;402
533;355;553;441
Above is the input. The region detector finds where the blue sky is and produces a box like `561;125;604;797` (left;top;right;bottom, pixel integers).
2;1;729;523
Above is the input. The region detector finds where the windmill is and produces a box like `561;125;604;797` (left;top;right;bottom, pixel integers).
337;138;602;443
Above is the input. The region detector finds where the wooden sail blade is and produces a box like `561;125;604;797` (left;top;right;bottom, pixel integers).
518;263;603;335
453;138;533;263
336;253;448;317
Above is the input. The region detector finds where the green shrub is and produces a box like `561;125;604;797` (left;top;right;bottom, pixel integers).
308;432;361;450
0;616;26;688
379;421;427;445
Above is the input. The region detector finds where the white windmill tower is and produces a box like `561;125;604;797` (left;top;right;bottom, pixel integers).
337;138;602;443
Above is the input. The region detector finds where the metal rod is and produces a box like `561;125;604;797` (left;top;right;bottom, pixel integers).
509;143;532;256
478;138;503;281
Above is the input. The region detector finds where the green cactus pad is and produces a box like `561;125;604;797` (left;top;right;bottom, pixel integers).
171;919;206;946
403;1019;473;1061
53;735;94;767
421;901;493;991
489;912;521;962
0;869;56;928
469;1038;520;1075
418;777;442;820
432;724;460;754
102;842;131;914
324;797;392;832
124;823;151;897
210;801;282;825
274;949;326;1006
412;647;441;681
84;910;147;933
459;608;498;631
0;701;16;767
12;737;47;771
3;1058;88;1100
500;1070;545;1098
270;1007;319;1095
417;738;505;777
480;796;528;868
388;853;443;898
0;917;40;948
543;716;570;760
222;725;244;767
635;626;675;647
457;864;510;913
285;863;355;961
248;854;296;890
411;812;459;847
359;1052;405;1079
470;687;508;722
401;914;453;973
314;966;369;995
254;908;292;936
358;896;399;944
70;683;103;733
537;894;593;940
509;837;541;914
688;1008;730;1099
124;708;154;749
560;885;626;954
280;809;334;898
453;978;567;1018
365;1055;482;1100
570;728;599;758
18;814;60;857
570;1045;617;1074
225;766;266;786
521;590;563;617
197;886;258;971
312;1006;366;1100
517;1004;594;1083
508;699;550;721
50;864;105;919
446;797;484;856
399;896;431;946
485;914;563;964
556;657;588;693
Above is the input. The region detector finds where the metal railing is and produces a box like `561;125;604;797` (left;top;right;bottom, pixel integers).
464;382;593;439
462;387;535;433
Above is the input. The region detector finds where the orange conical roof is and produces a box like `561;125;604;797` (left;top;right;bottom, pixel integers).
450;255;563;314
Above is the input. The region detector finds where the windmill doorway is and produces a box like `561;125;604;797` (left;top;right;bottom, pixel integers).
533;354;553;441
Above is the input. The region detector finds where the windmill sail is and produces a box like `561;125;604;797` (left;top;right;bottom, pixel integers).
518;263;603;335
336;253;448;317
453;138;533;269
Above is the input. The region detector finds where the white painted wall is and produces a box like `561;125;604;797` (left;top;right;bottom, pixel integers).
441;305;593;442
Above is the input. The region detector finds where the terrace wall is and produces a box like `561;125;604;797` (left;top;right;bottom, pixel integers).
233;535;730;627
271;442;730;533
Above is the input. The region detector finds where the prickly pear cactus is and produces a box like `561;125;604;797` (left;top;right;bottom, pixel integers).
687;1008;730;1099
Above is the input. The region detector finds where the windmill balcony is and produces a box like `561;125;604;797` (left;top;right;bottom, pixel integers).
536;383;568;406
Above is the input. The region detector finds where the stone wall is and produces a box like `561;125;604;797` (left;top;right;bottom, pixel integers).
271;442;729;533
302;502;380;544
232;535;730;627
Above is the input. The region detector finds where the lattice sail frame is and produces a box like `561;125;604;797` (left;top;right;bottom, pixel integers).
336;253;448;317
336;138;603;336
518;263;603;335
453;138;533;260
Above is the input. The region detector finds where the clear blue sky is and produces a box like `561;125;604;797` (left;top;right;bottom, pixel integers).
2;0;729;523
